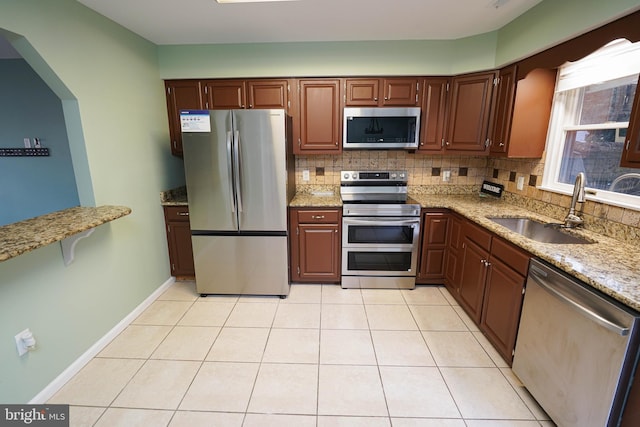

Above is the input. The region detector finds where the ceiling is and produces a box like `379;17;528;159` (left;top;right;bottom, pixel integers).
75;0;543;45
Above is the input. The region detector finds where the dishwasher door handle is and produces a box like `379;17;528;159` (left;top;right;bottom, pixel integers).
529;268;630;336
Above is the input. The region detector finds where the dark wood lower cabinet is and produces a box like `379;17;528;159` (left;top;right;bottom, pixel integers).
445;214;529;365
417;210;449;283
289;208;341;282
163;206;195;278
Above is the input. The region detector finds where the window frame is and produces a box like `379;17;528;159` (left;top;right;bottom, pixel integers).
540;40;640;211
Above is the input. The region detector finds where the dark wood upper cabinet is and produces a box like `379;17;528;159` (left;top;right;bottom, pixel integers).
382;78;420;106
444;71;497;154
621;75;640;167
344;79;380;106
202;79;246;109
165;80;203;156
490;66;556;158
344;78;420;107
246;79;290;110
296;79;342;154
418;77;449;152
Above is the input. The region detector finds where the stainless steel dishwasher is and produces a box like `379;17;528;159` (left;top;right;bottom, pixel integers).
513;259;640;427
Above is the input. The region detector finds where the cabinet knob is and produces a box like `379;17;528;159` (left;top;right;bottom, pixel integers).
249;104;253;108
499;142;505;147
335;141;338;146
374;97;378;101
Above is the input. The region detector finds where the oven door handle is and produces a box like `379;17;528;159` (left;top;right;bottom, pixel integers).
344;218;419;227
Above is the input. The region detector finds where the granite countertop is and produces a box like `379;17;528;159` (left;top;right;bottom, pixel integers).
408;193;640;312
160;186;188;206
0;206;132;262
289;188;640;311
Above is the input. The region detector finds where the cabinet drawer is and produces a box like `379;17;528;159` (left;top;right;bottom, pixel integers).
463;220;492;251
490;237;530;276
164;206;190;222
297;209;340;224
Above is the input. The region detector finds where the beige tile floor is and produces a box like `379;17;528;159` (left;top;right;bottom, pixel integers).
48;282;557;427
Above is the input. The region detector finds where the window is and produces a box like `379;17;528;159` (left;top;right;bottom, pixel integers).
542;39;640;209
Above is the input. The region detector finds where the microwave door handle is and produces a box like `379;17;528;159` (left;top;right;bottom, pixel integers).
226;131;236;214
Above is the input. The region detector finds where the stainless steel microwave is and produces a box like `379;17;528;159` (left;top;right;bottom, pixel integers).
343;107;421;150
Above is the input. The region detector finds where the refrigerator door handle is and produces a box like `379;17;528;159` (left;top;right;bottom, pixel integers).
226;131;236;214
233;129;243;214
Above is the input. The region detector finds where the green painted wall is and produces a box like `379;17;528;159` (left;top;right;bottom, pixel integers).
158;0;640;79
496;0;640;66
0;0;183;403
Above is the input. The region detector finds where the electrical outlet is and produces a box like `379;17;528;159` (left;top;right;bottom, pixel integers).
442;170;451;182
23;138;31;148
302;169;310;181
517;176;525;191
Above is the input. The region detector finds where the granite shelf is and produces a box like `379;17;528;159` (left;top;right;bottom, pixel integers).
0;206;131;265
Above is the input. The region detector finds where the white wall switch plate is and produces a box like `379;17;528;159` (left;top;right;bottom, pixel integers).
442;170;451;182
517;176;525;190
302;169;310;181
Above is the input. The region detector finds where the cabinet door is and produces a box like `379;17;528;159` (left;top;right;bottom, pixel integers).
444;71;497;154
167;221;195;277
164;206;195;277
202;80;246;109
458;238;489;323
444;213;463;297
297;79;341;154
490;66;516;156
418;212;449;282
480;256;525;365
621;75;640;167
382;78;420;106
419;78;449;152
165;80;203;156
247;79;290;110
344;78;380;106
297;223;340;281
498;68;556;158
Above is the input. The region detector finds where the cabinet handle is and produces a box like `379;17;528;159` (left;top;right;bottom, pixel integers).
311;215;325;219
178;212;189;216
335;141;338;146
499;142;505;147
249;104;253;108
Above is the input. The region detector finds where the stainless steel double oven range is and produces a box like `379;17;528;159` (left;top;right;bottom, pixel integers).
340;171;421;289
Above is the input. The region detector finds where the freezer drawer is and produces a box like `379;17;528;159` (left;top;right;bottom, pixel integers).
192;235;289;296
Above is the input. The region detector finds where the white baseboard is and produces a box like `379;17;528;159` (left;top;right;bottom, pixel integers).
29;277;176;404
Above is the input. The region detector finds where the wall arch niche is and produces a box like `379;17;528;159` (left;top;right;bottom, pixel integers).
0;29;93;226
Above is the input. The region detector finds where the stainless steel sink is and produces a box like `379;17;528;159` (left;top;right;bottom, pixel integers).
487;217;594;244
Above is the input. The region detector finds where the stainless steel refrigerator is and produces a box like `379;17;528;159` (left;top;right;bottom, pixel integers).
181;109;294;296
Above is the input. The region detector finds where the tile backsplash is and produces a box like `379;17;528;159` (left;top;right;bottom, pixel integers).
294;151;640;245
295;151;489;186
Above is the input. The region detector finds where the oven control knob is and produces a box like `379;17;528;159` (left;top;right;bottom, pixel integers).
391;173;397;179
399;173;405;179
343;173;349;179
352;173;357;179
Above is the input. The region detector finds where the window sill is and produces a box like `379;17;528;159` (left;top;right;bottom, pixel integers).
0;206;131;264
538;185;640;212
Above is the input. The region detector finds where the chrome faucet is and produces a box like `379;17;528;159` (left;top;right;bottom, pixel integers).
564;172;586;228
